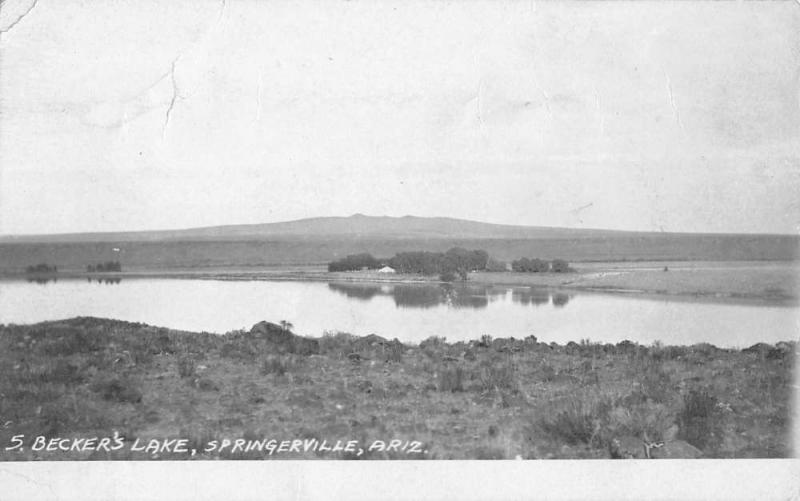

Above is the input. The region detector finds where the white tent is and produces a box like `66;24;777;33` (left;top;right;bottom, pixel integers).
377;266;396;273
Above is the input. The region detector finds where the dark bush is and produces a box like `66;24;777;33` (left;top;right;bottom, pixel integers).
476;362;517;391
25;263;57;274
437;366;465;392
328;253;381;272
87;261;122;272
511;258;550;273
94;378;143;403
551;259;571;273
439;271;457;282
678;388;724;451
260;355;295;376
538;395;612;446
388;248;488;277
176;356;197;378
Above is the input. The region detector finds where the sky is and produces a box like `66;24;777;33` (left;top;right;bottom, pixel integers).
0;0;798;235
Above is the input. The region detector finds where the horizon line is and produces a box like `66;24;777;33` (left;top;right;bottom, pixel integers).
1;214;798;239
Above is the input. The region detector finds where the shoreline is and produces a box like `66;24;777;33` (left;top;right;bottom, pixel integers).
5;264;798;305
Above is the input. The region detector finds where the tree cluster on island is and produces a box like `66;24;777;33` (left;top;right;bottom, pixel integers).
87;261;123;273
327;253;381;272
511;257;571;273
327;247;489;282
25;263;58;274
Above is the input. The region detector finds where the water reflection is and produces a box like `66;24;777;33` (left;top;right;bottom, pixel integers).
511;288;551;307
328;282;512;310
27;277;57;285
328;282;506;309
87;277;123;285
552;293;571;308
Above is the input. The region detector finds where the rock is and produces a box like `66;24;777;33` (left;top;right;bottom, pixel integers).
609;436;647;459
360;333;389;346
649;440;703;459
743;342;773;355
249;321;319;355
194;377;219;391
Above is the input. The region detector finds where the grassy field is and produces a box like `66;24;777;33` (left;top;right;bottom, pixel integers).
0;232;797;274
471;262;799;302
0;318;794;460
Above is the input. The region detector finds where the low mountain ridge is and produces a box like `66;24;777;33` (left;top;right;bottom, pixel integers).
1;214;633;243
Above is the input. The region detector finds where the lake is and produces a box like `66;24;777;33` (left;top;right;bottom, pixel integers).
0;278;797;347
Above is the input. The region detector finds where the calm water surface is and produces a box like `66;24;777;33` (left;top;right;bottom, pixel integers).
0;278;797;347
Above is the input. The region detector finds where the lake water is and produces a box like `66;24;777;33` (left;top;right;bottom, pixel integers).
0;278;797;347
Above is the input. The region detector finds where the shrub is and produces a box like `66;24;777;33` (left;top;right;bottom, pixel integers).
439;271;457;282
476;362;517;391
93;377;143;403
485;258;508;272
328;253;381;272
39;327;105;356
39;403;72;436
605;400;677;444
420;336;447;349
477;334;493;348
538;393;613;446
551;259;571;273
437;366;465;392
260;355;296;376
319;331;357;357
678;388;724;451
388;248;488;276
176;356;197;378
382;341;405;363
25;263;58;274
87;261;122;272
511;258;550;273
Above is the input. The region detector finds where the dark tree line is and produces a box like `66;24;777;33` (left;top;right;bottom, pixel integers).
511;258;571;273
388;247;489;281
87;261;122;272
25;263;57;274
326;247;490;281
511;258;550;273
327;253;382;272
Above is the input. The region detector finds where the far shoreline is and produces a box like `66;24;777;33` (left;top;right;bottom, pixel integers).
3;259;798;306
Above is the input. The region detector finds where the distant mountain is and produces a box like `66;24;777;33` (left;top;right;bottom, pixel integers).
1;215;797;268
1;214;634;243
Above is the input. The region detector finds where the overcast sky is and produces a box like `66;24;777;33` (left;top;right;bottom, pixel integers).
1;0;798;235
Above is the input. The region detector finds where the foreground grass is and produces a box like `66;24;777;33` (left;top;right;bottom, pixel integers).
0;317;794;460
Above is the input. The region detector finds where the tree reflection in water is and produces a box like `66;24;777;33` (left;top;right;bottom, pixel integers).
327;282;506;309
511;288;551;306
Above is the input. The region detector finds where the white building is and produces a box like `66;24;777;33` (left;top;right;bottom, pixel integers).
377;266;396;274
